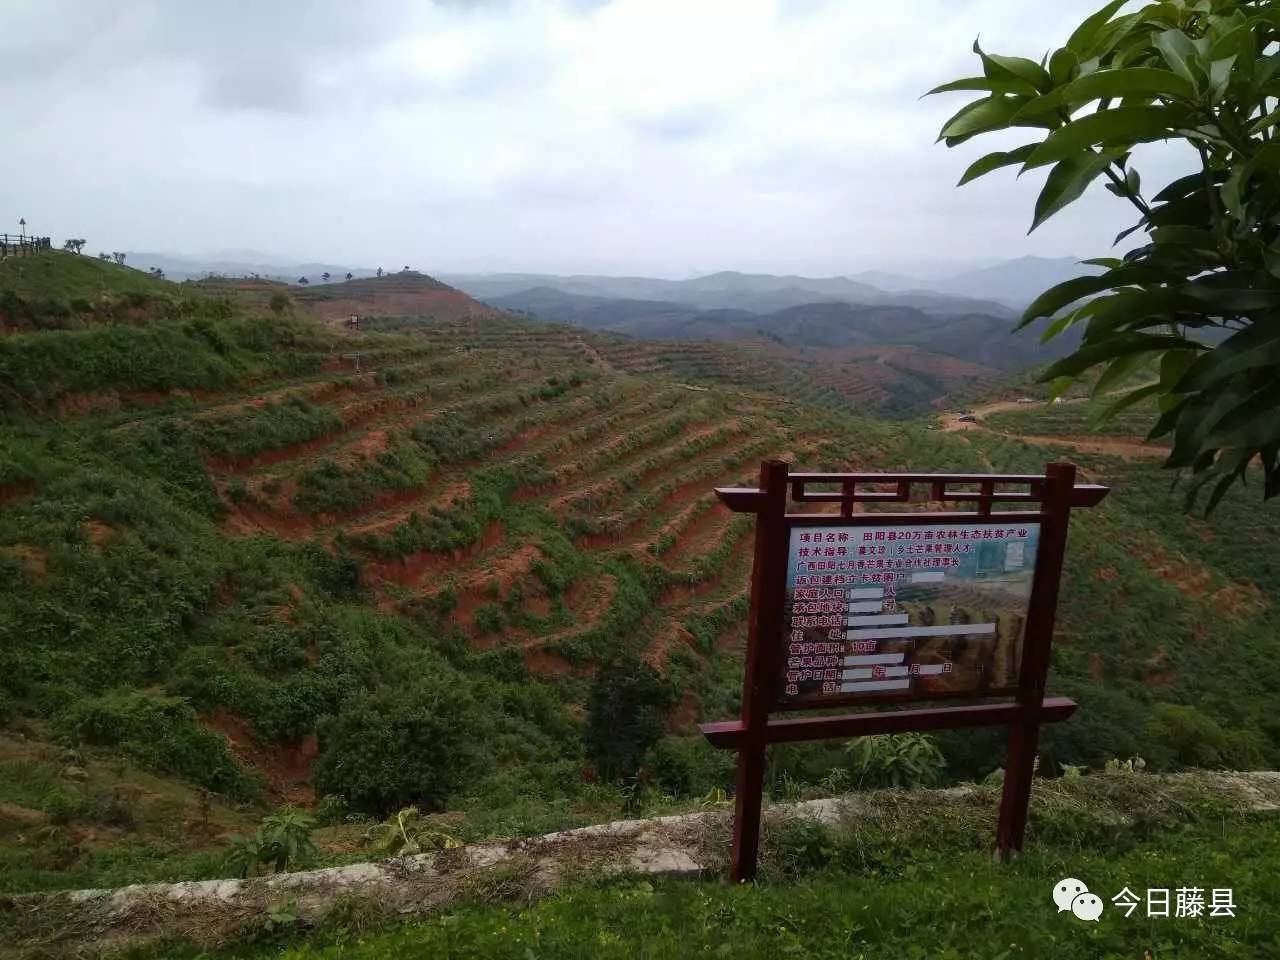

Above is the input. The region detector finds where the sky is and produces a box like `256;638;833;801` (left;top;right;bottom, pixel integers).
1;0;1195;278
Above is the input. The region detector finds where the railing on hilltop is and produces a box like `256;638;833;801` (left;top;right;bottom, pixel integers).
0;235;52;258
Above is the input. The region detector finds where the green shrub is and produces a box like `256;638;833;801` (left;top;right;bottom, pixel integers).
293;441;432;515
585;655;675;781
410;420;497;464
1147;704;1270;770
846;733;946;789
60;692;254;798
195;396;342;460
313;673;490;816
648;736;734;799
224;807;317;877
472;604;505;635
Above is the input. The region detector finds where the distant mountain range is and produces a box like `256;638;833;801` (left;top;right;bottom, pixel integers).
482;287;1077;372
124;252;1099;311
438;270;1018;317
122;251;1102;372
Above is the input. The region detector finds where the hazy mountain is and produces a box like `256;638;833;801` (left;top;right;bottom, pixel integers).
447;270;1016;319
846;269;926;292
490;287;1071;370
935;256;1100;307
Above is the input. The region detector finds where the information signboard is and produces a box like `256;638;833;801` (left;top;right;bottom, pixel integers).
782;521;1040;706
699;461;1109;882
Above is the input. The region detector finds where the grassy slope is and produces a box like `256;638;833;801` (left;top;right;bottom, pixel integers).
0;252;171;301
186;826;1280;960
109;777;1280;959
1;253;1279;897
984;394;1163;438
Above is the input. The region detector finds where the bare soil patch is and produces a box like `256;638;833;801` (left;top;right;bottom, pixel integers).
202;710;317;806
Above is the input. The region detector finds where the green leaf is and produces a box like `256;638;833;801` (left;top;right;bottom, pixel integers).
1265;247;1280;282
1219;142;1280;221
1221;165;1247;221
1201;451;1253;515
1178;322;1280;392
1090;12;1148;60
1114;221;1146;245
1023;106;1188;169
1043;334;1201;380
1049;47;1078;86
1029;150;1118;232
1153;29;1202;92
1066;0;1130;55
924;76;1038;97
1020;266;1167;326
1208;55;1237;104
1249;106;1280;136
1160;349;1196;390
1092;350;1156;397
1091;382;1164;424
1082;288;1190;340
1184;272;1280;313
1150;225;1216;247
1152;170;1223;203
1065;67;1196;104
1038;307;1082;344
974;38;1052;92
956;145;1038;186
938;96;1026;142
1166;387;1246;468
1014;66;1194;121
1204;376;1280;449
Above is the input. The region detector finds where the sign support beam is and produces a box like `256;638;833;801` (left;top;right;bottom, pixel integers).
727;459;789;884
995;461;1075;860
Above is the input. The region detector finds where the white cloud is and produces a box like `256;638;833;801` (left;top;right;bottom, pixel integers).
0;0;1191;276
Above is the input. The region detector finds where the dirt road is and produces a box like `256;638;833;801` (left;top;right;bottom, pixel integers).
941;399;1170;460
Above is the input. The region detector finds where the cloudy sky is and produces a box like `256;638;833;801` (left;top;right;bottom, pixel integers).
2;0;1192;278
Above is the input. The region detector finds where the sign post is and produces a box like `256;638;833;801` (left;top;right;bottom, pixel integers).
701;460;1107;882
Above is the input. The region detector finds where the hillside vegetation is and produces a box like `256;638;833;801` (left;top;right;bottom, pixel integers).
0;252;1277;900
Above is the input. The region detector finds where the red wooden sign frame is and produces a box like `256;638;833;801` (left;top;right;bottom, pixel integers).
700;459;1108;882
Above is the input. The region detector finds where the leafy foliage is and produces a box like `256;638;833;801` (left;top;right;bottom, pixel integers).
365;806;463;858
312;674;490;816
60;692;255;798
845;732;947;789
932;0;1280;508
584;655;675;780
224;807;318;877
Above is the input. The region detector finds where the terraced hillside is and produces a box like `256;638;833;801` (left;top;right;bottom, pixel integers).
579;329;1003;417
1;252;1278;899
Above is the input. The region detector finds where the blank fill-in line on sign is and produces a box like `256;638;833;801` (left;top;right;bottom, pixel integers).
845;623;997;641
843;663;950;681
842;653;906;667
847;601;884;614
847;588;884;600
843;665;909;680
840;678;911;693
911;572;946;583
844;613;909;627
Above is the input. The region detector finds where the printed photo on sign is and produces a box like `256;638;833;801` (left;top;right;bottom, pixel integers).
782;522;1041;704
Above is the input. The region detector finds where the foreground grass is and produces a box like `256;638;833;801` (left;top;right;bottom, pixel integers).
119;816;1280;960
